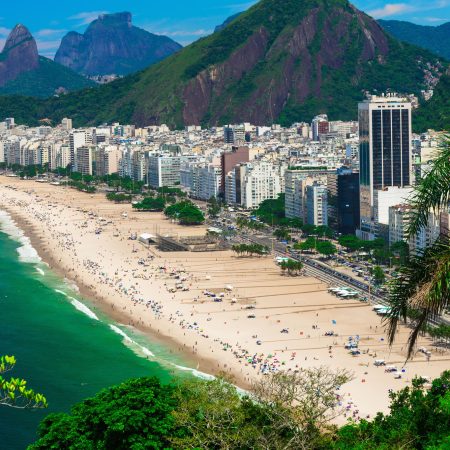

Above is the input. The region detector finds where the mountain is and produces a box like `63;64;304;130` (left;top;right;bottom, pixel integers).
0;24;39;87
214;13;241;32
415;72;450;132
379;20;450;60
0;24;93;97
0;0;446;128
54;12;182;76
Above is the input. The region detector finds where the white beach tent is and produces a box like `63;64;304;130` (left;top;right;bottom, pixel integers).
138;233;157;245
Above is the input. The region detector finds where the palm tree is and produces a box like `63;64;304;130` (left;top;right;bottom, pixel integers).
386;137;450;358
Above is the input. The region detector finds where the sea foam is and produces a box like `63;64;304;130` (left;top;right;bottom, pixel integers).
0;210;41;264
109;324;155;357
70;297;99;321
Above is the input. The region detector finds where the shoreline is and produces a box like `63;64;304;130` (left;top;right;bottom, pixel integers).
1;206;233;386
1;177;449;421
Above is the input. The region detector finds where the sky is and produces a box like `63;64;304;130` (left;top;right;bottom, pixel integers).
0;0;450;58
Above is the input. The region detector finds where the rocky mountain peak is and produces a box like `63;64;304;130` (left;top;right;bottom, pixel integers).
55;12;182;76
0;24;39;86
3;24;36;52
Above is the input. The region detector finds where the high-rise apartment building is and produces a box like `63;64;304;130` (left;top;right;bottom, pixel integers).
311;115;329;141
327;167;360;235
306;183;328;226
220;146;250;194
358;94;412;239
285;167;330;219
223;125;245;144
69;130;87;168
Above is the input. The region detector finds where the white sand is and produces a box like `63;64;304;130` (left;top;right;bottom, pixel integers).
1;177;449;422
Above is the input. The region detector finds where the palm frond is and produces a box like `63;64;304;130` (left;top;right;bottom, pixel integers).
407;135;450;237
385;239;450;357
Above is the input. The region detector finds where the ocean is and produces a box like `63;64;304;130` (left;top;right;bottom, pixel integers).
0;210;205;449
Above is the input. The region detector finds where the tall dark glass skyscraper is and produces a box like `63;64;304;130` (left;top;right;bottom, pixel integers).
327;167;360;235
358;95;412;238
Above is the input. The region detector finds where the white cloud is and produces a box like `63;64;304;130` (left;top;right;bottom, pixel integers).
423;16;450;22
68;11;109;27
35;28;67;37
153;28;212;37
368;3;415;18
0;26;10;37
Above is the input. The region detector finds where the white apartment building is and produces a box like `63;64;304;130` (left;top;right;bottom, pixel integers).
389;204;441;254
306;183;328;226
285;167;330;219
241;162;283;209
181;163;221;200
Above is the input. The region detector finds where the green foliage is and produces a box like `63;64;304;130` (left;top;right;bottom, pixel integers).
333;371;450;449
273;228;291;241
371;266;386;285
207;196;222;218
232;243;269;257
386;139;450;358
0;355;47;409
133;196;166;211
236;217;265;230
390;240;410;266
0;0;443;128
255;194;286;225
106;192;132;203
415;75;450;132
156;186;186;197
316;240;337;257
280;258;304;275
338;235;362;251
0;57;94;98
29;377;177;449
65;180;96;193
295;237;316;252
165;201;205;225
379;19;450;60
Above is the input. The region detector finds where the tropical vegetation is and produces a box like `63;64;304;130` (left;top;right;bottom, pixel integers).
386;137;450;358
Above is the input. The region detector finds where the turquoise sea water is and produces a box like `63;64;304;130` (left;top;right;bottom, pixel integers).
0;211;199;449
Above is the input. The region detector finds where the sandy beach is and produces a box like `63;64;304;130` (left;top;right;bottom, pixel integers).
1;176;449;422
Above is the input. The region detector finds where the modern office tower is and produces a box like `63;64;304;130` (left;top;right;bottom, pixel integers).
311;114;329;141
327;167;360;235
220;146;249;193
358;94;412;239
61;118;73;130
306;182;328;226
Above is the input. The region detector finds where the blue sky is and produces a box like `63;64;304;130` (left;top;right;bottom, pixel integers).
1;0;450;58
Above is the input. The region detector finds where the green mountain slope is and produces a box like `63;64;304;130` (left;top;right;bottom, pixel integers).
379;20;450;60
0;0;446;127
0;56;95;97
415;73;450;132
